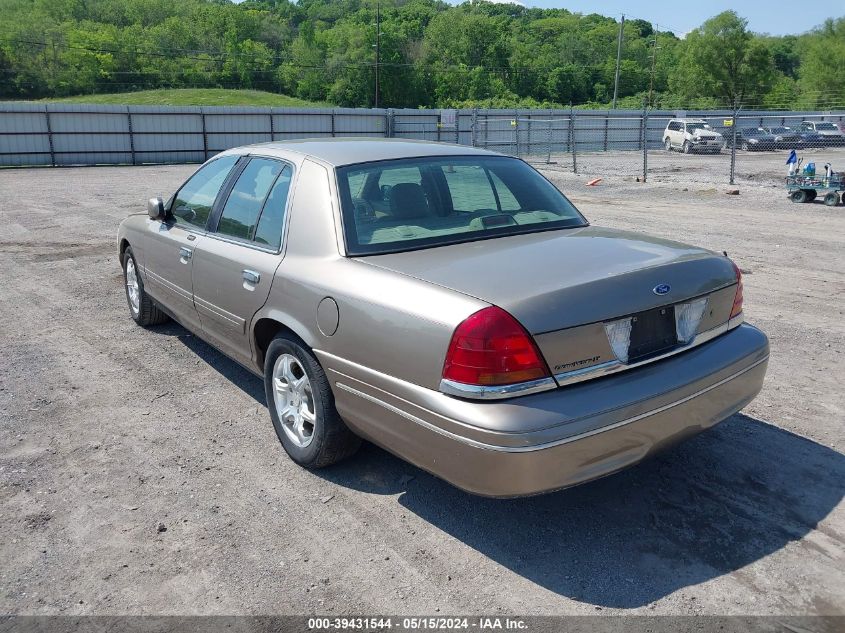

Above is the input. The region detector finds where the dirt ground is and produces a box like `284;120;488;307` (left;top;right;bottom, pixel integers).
1;153;843;616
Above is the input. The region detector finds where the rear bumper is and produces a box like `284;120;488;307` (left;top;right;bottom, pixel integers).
322;323;769;497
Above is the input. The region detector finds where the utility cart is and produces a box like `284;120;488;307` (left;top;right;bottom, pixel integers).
787;174;843;206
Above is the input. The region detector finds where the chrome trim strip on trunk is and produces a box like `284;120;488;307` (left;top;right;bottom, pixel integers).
336;355;769;453
554;319;738;387
438;376;557;400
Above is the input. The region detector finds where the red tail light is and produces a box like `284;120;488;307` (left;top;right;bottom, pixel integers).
442;306;550;386
730;260;744;318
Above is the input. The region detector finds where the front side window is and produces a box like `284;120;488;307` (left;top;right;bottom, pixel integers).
217;158;284;241
336;156;587;255
816;122;837;130
171;155;239;229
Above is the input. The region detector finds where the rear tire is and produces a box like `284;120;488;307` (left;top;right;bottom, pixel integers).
122;247;169;327
742;141;750;151
824;192;840;207
664;138;672;152
264;333;361;469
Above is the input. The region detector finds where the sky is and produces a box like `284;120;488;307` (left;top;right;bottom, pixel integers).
459;0;836;36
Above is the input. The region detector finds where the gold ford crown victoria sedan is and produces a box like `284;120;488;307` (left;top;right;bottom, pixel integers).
117;139;769;497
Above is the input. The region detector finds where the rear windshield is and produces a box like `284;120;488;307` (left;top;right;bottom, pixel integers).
336;156;586;255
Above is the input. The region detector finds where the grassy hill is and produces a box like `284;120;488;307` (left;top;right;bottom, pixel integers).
39;88;330;108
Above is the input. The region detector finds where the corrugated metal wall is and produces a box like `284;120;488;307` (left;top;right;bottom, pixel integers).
0;102;842;167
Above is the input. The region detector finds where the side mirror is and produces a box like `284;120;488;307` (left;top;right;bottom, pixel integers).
148;197;165;220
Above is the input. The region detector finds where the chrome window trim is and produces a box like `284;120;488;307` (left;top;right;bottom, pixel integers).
201;230;282;255
439;376;557;400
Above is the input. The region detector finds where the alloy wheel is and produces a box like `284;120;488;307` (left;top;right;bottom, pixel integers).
272;353;316;448
125;258;140;315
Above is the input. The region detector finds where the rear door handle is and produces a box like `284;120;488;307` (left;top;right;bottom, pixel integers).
242;269;260;284
179;247;192;262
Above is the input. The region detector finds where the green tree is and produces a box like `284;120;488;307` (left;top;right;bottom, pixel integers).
797;18;845;109
671;11;774;107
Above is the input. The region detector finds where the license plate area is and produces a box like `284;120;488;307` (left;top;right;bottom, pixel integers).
628;306;678;363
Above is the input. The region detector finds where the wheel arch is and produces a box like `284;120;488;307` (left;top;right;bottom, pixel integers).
252;315;315;373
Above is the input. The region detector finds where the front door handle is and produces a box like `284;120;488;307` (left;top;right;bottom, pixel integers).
179;247;192;262
242;269;260;285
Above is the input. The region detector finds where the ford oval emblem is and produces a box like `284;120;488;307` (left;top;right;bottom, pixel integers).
653;284;671;295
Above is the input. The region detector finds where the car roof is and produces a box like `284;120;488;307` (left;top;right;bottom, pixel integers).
669;118;707;123
228;137;500;167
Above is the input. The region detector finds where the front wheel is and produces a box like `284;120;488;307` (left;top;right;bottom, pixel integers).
264;334;361;468
122;247;169;326
742;141;750;151
824;192;840;207
664;138;672;152
682;141;691;154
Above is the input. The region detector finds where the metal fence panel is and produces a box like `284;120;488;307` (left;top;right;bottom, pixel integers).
0;103;843;182
0;106;51;166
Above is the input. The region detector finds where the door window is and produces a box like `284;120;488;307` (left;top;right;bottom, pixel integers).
217;158;285;242
253;166;293;250
171;155;239;229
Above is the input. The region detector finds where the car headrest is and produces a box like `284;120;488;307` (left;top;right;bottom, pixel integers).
389;183;430;220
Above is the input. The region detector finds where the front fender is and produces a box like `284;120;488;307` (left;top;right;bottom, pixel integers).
117;213;151;275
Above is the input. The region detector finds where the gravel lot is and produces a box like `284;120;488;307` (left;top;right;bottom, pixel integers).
1;152;843;616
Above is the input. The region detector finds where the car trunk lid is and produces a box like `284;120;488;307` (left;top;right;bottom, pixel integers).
361;226;739;382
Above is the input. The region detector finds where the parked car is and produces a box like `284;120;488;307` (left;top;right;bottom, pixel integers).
736;127;777;151
762;126;803;149
793;127;825;148
800;121;845;147
117;139;769;497
663;118;725;153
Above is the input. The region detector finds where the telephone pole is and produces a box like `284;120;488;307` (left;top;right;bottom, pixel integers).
611;14;624;109
373;2;381;108
648;33;660;108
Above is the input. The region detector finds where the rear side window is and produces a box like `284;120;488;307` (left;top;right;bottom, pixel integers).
254;166;293;250
171;155;239;229
217;158;284;242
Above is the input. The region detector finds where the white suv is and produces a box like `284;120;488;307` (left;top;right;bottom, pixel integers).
663;119;725;154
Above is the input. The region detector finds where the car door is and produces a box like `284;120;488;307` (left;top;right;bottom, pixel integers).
143;154;240;332
191;156;294;367
670;121;683;146
665;121;677;146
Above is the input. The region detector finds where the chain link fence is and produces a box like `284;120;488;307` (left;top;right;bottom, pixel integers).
470;109;845;189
